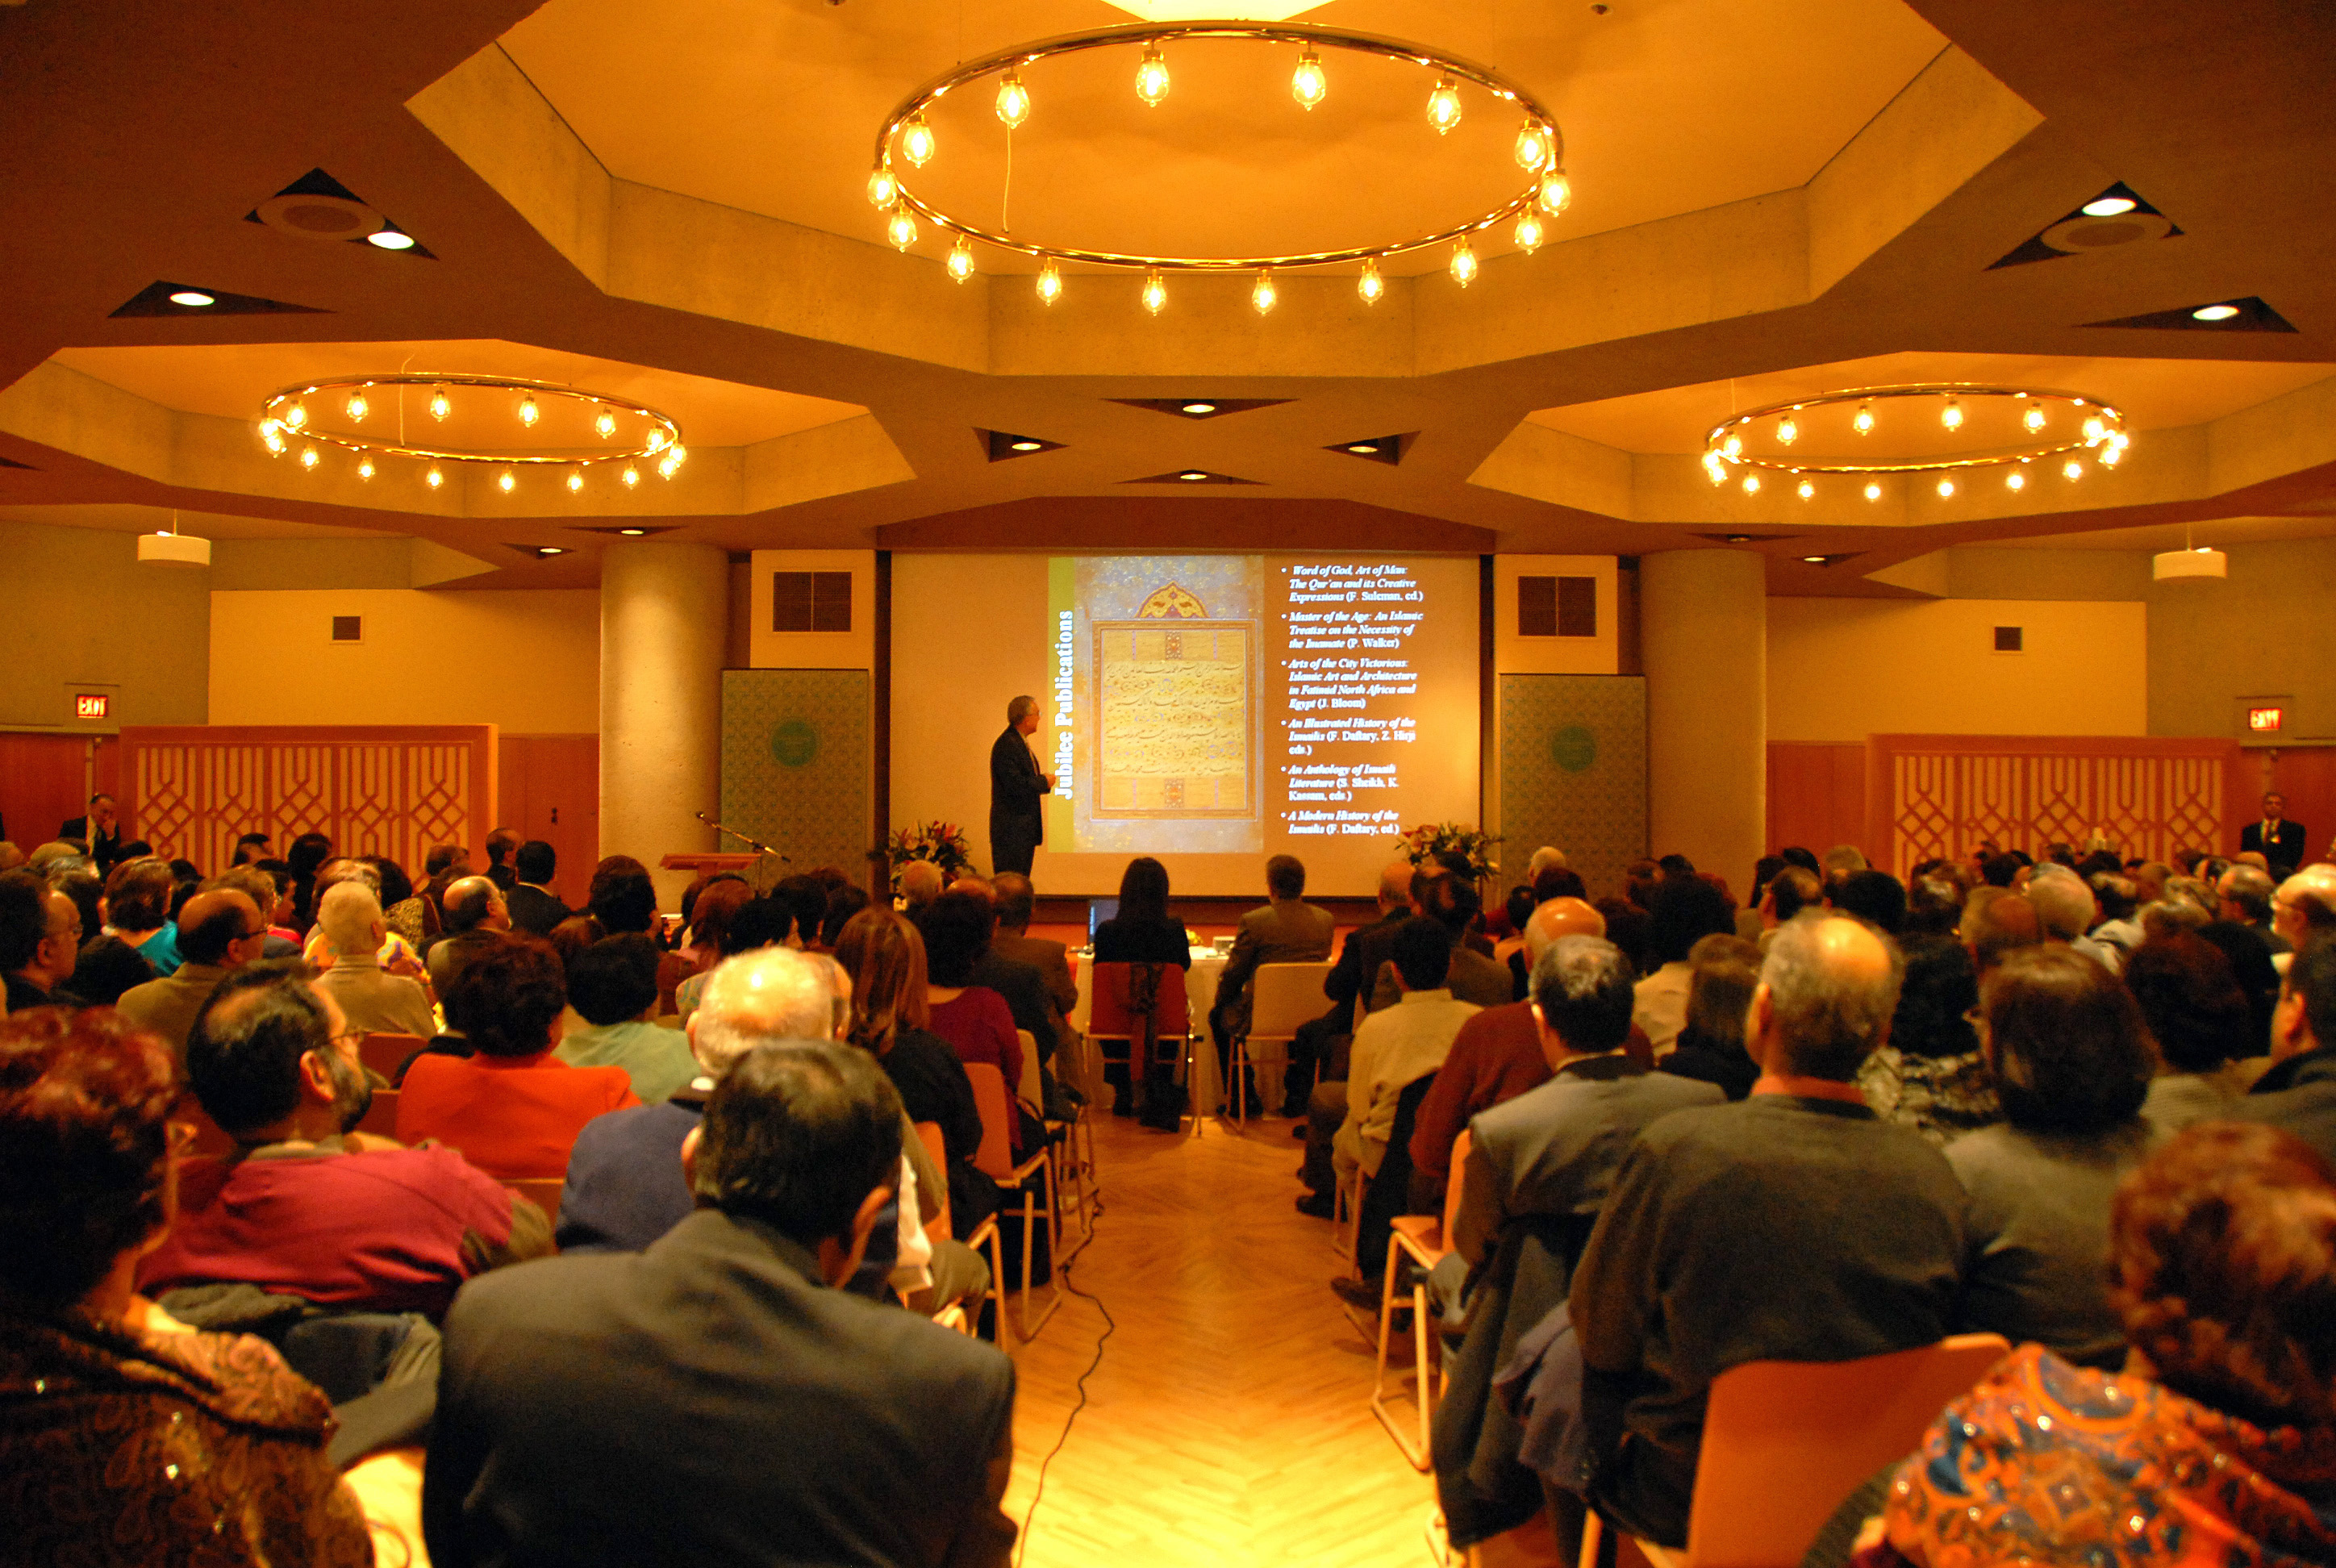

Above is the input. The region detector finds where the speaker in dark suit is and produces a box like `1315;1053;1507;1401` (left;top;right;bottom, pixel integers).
423;1040;1017;1568
987;699;1053;877
2241;795;2308;875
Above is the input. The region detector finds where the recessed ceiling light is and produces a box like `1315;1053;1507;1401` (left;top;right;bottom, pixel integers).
1182;402;1216;415
1802;555;1828;564
536;546;565;556
365;230;417;251
1346;444;1377;453
2191;302;2241;321
619;528;646;536
167;290;215;307
1179;470;1208;481
1011;440;1044;452
1725;534;1756;544
2081;196;2138;217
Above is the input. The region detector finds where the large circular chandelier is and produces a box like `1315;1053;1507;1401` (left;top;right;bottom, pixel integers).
1701;384;2132;503
254;373;687;494
868;23;1571;312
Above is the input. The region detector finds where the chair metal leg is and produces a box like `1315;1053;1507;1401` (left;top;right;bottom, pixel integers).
1011;1157;1063;1340
1368;1232;1433;1470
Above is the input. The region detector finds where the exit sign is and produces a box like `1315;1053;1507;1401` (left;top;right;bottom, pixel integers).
2248;706;2284;732
73;693;110;719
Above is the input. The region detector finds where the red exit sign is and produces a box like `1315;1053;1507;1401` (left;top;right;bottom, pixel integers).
73;693;110;719
2247;706;2285;733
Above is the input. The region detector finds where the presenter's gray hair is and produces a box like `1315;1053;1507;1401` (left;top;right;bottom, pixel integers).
692;947;848;1075
1759;911;1904;1080
1007;694;1040;724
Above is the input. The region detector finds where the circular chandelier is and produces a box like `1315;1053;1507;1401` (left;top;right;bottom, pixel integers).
1700;384;2133;502
255;373;687;494
868;23;1571;312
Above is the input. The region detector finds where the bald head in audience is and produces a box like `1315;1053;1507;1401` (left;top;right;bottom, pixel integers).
2274;865;2336;955
443;875;510;934
174;888;265;970
688;946;848;1075
2025;867;2096;943
1525;896;1605;961
1963;888;2042;974
1751;913;1906;1081
898;860;944;912
1378;859;1416;914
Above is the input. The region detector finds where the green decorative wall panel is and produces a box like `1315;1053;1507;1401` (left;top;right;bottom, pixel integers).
1500;674;1647;903
720;669;871;886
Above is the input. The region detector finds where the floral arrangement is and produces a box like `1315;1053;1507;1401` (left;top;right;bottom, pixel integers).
1395;821;1500;881
886;819;975;890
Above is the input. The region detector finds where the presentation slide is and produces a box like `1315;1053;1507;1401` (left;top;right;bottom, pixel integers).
891;552;1479;899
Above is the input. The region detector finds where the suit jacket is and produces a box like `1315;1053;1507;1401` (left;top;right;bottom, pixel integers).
987;726;1049;866
115;961;236;1059
503;883;570;936
1216;899;1337;1035
1323;907;1407;1032
423;1207;1018;1568
57;816;122;867
2240;818;2308;869
1370;941;1514;1014
2233;1045;2336;1165
993;931;1077;1019
969;945;1059;1063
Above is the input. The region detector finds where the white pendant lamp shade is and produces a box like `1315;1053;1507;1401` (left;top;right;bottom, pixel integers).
138;531;211;566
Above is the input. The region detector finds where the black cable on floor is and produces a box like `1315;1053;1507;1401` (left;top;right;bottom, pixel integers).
1015;1189;1114;1567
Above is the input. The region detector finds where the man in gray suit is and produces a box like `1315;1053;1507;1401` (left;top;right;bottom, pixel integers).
1370;873;1510;1012
1210;854;1336;1108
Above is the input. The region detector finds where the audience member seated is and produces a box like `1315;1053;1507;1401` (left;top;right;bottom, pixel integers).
1321;915;1481;1261
820;883;871;950
1948;945;2159;1367
1209;854;1336;1095
545;910;603;972
1629;877;1740;1056
210;862;301;959
1408;897;1608;1204
422;1040;1018;1568
140;962;550;1319
990;872;1078;1069
1;869;82;1012
948;878;1062;1079
2219;863;2289;956
2027;864;2118;972
1091;855;1193;967
373;856;435;951
1858;934;2000;1146
672;881;765;1024
2270;865;2336;970
1492;884;1537;975
893;858;942;915
1963;886;2044;975
1285;861;1416;1115
586;855;658;937
2233;937;2336;1160
397;936;637;1178
115;888;268;1057
768;874;830;951
916;891;1026;1141
99;855;182;978
425;874;509;994
1756;863;1823;939
1656;933;1763;1101
482;827;519;894
503;840;569;936
2125;932;2259;1132
311;881;438;1040
0;1007;372;1567
557;934;696;1103
1570;912;1966;1549
1863;1122;2336;1568
1830;868;1907;936
55;791;123;871
1369;872;1510;1012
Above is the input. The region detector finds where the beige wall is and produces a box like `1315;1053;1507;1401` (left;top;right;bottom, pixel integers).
208;588;599;732
1768;597;2147;742
2149;537;2336;743
0;519;209;730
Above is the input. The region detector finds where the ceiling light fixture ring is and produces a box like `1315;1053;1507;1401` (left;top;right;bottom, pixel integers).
1701;383;2129;477
871;22;1563;275
254;373;682;470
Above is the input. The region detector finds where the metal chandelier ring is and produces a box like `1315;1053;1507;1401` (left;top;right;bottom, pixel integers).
256;373;682;467
1702;383;2130;475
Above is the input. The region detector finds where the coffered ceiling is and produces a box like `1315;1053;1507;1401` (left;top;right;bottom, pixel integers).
0;0;2330;590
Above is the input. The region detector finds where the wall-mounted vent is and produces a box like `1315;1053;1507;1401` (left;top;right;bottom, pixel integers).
331;615;363;644
773;571;852;632
1518;575;1597;638
1993;626;2024;653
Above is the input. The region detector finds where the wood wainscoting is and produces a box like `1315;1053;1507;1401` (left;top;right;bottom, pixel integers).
0;732;118;853
496;734;599;907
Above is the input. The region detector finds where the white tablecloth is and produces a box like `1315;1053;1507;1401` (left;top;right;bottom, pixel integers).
1070;948;1228;1116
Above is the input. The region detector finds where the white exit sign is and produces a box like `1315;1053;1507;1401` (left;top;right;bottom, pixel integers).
73;693;110;719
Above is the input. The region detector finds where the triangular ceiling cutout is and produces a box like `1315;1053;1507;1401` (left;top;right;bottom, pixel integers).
1109;398;1291;421
2082;294;2296;332
0;455;34;470
111;281;328;318
982;430;1063;461
246;168;432;256
1692;532;1802;544
1988;182;2180;269
1124;469;1262;485
1328;433;1413;465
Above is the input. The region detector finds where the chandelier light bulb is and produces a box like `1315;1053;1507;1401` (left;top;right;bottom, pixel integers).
621;465;640;487
1741;473;1761;495
498;469;516;494
517;394;540;427
2005;467;2026;491
566;469;584;493
946;236;975;282
1357;257;1385;305
668;444;687;469
867;167;899;208
900;112;936;168
995;70;1030;129
1537;169;1572;215
2064;457;2085;480
261;423;286;455
429;386;452;421
2100;441;2123;467
1776;415;1798;446
1864;481;1883;502
426;465;444;490
1427;77;1462;136
2023;401;2046;433
1450;238;1478;287
1853;401;1875;435
1722;433;1743;461
1252;269;1278;315
284;402;307;430
1514;122;1550;171
357;457;375;481
645;429;669;452
1513;208;1544;253
1136;44;1170;106
887;203;918;252
345;390;369;423
1037;257;1063;305
1704;455;1726;486
658;454;680;480
1797;478;1816;500
1940;398;1963;432
1291;48;1326;110
1141;269;1167;315
1936;476;1955;498
299;444;319;470
595;409;617;440
2082;415;2106;442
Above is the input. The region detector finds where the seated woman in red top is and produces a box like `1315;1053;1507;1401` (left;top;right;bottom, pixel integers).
398;935;636;1179
912;890;1024;1150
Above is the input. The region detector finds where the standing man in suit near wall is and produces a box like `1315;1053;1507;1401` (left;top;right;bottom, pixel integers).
988;695;1053;877
2242;792;2309;879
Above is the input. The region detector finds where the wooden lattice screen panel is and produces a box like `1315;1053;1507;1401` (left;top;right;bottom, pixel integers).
119;726;498;874
1863;734;2245;878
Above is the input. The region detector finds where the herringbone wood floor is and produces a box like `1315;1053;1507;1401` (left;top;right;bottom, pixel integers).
996;1111;1440;1567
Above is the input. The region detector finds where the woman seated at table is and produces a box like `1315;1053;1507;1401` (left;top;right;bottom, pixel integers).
911;890;1025;1150
0;1007;371;1566
1091;857;1193;1119
1859;1120;2336;1568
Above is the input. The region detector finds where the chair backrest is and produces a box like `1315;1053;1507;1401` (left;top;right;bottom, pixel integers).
1087;961;1191;1039
507;1177;564;1231
359;1032;423;1082
1441;1129;1471;1244
357;1087;400;1138
913;1120;952;1241
1246;961;1336;1040
1014;1029;1043;1112
1685;1333;2013;1568
963;1062;1018;1180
